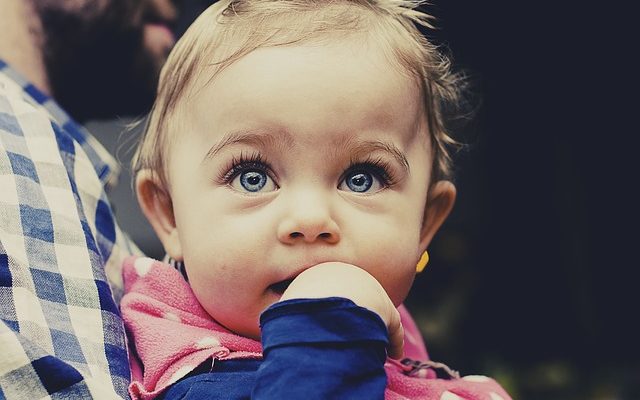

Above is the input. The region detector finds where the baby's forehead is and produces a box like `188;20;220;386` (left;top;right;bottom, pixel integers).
186;38;425;112
181;6;427;104
183;39;427;146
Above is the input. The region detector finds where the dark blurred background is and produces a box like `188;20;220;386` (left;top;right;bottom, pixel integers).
90;1;638;398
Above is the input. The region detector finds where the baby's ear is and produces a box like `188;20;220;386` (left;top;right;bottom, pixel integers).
419;180;456;250
136;170;183;261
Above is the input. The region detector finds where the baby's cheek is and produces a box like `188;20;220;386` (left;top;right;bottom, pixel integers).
362;248;416;306
387;265;416;306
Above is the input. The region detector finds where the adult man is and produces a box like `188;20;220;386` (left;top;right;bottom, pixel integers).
0;0;176;397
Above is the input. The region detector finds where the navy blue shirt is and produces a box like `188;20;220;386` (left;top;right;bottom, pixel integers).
159;298;389;399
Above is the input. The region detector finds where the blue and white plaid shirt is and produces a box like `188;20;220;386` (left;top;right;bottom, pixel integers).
0;59;140;399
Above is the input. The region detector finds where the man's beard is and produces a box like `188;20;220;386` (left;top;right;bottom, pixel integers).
39;7;163;122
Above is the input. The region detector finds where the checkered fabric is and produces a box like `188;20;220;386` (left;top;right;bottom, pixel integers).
0;60;140;399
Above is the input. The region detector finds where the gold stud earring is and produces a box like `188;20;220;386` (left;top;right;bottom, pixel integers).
416;251;429;273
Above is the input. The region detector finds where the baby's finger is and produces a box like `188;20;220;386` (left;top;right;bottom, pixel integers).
387;308;405;360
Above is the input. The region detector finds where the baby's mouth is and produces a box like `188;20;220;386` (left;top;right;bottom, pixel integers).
269;278;294;295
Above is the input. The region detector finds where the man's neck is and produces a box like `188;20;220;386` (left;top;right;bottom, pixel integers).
0;0;51;94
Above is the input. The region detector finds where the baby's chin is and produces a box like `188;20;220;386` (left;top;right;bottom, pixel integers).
217;316;262;341
241;326;262;341
203;296;281;340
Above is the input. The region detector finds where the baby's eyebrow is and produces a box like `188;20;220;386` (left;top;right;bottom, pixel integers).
349;140;410;174
203;130;293;162
203;131;410;174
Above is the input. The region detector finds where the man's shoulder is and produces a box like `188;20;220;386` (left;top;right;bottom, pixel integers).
1;63;60;139
0;61;121;189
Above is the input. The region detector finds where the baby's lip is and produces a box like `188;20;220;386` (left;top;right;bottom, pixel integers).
268;259;343;295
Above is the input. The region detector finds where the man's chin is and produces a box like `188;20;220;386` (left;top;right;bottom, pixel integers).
50;53;161;121
43;25;164;121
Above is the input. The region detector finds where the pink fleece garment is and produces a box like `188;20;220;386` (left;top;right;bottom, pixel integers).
121;256;511;400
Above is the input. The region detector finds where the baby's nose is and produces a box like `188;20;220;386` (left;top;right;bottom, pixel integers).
279;222;340;244
276;193;340;245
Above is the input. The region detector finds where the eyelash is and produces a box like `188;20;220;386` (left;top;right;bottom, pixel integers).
218;151;276;185
342;157;398;188
217;152;397;189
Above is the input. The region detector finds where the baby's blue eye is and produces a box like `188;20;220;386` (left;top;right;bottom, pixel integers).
345;171;373;192
341;170;389;193
231;170;276;193
241;171;266;191
339;163;390;193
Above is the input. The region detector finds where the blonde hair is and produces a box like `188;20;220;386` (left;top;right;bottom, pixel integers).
132;0;465;189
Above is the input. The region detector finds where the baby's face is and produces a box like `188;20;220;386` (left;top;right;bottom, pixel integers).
166;38;436;339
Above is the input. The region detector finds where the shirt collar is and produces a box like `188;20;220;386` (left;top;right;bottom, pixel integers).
0;58;121;190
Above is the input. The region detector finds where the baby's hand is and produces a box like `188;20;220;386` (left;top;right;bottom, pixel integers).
280;262;404;359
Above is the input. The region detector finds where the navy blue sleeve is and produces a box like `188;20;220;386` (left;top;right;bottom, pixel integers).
159;298;389;399
253;297;389;399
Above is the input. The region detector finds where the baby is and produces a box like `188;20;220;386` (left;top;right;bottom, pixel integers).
122;1;511;399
